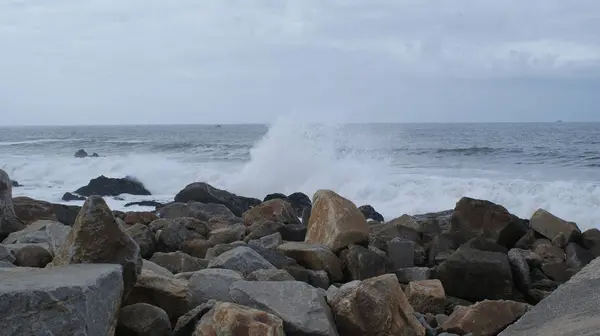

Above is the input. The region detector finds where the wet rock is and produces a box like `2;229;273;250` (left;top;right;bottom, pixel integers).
2;220;71;255
244;220;284;242
0;170;24;240
150;251;208;274
358;204;384;222
405;279;447;315
156;202;237;222
530;209;581;243
48;196;142;301
208;246;276;277
126;223;156;258
230;280;339;336
61;192;85;201
565;242;594;271
277;242;343;282
243;199;300;226
74;175;151;197
12;244;52;267
0;264;123;336
193;301;285;336
180;238;213;259
117;303;172;336
172;301;216;336
247;269;295;281
174;182;261;217
306;189;369;253
339;244;388;281
248;232;283;250
329;274;426;336
441;300;530;336
189;268;243;306
435;247;514;302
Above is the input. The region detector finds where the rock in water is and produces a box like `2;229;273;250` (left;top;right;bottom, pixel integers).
48;196;142;300
11;180;21;187
174;182;261;217
74;175;152;197
0;169;25;240
0;264;124;336
306;190;369;253
62;192;86;202
194;301;285;336
74;149;88;158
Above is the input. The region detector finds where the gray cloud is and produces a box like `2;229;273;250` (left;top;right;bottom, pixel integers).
1;0;599;124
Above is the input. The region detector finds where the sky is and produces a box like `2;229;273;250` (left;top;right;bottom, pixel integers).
1;0;600;125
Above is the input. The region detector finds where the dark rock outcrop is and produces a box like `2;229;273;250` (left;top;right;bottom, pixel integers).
75;175;151;197
61;192;85;202
74;149;88;158
358;204;384;222
174;182;260;217
125;200;163;208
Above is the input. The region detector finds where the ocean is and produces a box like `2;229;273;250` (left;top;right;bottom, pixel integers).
1;120;599;229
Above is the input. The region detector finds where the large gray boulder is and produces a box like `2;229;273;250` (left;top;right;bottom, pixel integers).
2;220;71;256
500;256;600;335
188;268;243;306
530;209;581;243
0;264;123;336
208;246;276;276
230;280;339;336
0;169;24;240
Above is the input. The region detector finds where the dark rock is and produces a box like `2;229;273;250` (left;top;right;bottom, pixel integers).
205;241;247;259
427;234;456;266
540;261;573;283
508;248;533;294
565;242;594;271
2;220;71;256
12;244;52;267
339;244;388;281
244;220;284;241
188;268;243;306
248;232;283;250
279;223;307;241
116;303;171;336
581;228;600;257
370;216;421;252
150;251;208;274
1;170;24;240
277;242;343;282
124;211;158;226
264;193;288;202
125;200;163;208
395;267;432;283
208;246;276;277
243;199;300;226
288;192;312;215
461;236;509;254
413;210;454;238
283;265;330;288
172;301;215;336
74;149;88;158
61;192;85;202
156;202;237;222
74;175;151;197
530;209;581;243
435;247;514;302
515;229;537;249
0;245;15;264
10;180;21;187
149;217;208;252
126;223;156;258
247;269;295;281
174;182;260;217
249;245;298;269
387;237;416;269
207;225;245;245
301;206;311;226
358;204;384;222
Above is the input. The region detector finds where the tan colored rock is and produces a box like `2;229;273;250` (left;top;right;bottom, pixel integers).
125;211;158;225
330;273;426;336
243;199;300;226
405;280;446;315
441;300;530;336
277;242;343;282
306;190;368;252
530;209;581;243
193;302;285;336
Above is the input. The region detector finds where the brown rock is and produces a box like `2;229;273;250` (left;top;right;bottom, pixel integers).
405;280;446;315
208;225;245;245
150;251;208;274
441;300;530;336
47;196;142;300
12;196;81;226
243;199;300;226
180;239;214;259
530;209;581;243
193;302;285;336
330;273;426;336
124;211;158;225
306;190;368;252
12;244;53;268
534;243;565;263
244;220;284;242
369;219;421;252
277;241;343;282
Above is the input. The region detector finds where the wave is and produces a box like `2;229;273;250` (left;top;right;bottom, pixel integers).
0;139;83;146
434;146;524;156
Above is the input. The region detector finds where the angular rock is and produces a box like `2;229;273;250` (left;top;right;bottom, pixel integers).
277;241;343;282
173;301;216;336
515;229;537;250
74;149;88;158
247;269;295;281
143;259;175;278
180;238;213;259
450;197;528;248
461;236;508;254
208;246;276;276
370;217;421;252
75;175;151;196
125;200;163;208
405;279;447;315
189;268;243;306
0;170;24;240
124;211;158;225
11;180;21;187
205;241;247;259
230;280;339;336
0;264;124;336
358;204;384;222
245;220;284;242
0;244;15;263
565;242;594;271
150;217;208;252
387;237;416;269
2;219;71;255
442;300;530;336
243;199;300;226
12;244;52;267
248;232;283;250
156;202;237;222
0;261;15;268
288;192;312;216
540;261;572;283
207;225;245;245
194;301;285;336
150;251;208;274
427;234;456;266
534;243;565;263
126;223;157;258
412;210;454;238
435;247;514;302
339;244;388;281
117;303;172;336
48;196;142;300
508;248;533;293
280;223;308;241
530;209;581;243
174;182;261;217
329;274;426;336
395;267;432;283
12;196;81;226
306;189;368;253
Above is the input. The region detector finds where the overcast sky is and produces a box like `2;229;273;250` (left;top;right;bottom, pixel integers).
1;0;599;125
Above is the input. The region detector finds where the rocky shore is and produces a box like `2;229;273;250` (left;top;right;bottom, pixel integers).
1;169;599;336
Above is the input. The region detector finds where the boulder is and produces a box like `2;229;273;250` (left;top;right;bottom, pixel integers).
394;267;432;283
248;232;283;250
450;197;528;248
189;268;243;306
74;175;151;196
581;228;600;257
150;251;208;274
156;202;237;222
124;211;158;225
0;244;15;264
47;196;142;300
61;192;85;201
193;302;285;336
412;210;454;237
387;237;416;269
288;192;312;216
264;193;288;202
284;265;331;289
12;196;80;226
149;217;208;252
243;199;301;226
280;223;308;241
11;244;52;267
339;244;388;281
205;241;247;259
180;238;213;258
11;180;21;187
0;169;24;240
0;264;123;336
207;225;245;245
530;209;581;243
173;301;216;336
117;303;172;336
369;217;421;252
435;247;514;302
74;149;88;158
329;274;426;336
249;245;298;269
143;259;175;278
247;269;295;281
230;280;339;336
405;279;446;315
441;300;530;336
277;241;343;282
245;220;284;242
208;246;276;277
2;220;71;255
358;204;384;222
534;243;565;263
461;236;509;254
125;200;164;208
565;242;594;271
126;223;157;258
174;182;261;217
508;248;534;293
306;189;368;252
